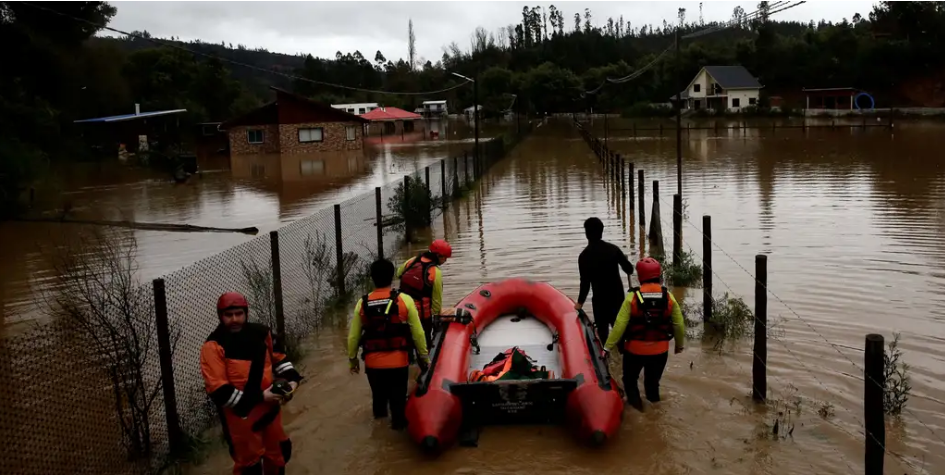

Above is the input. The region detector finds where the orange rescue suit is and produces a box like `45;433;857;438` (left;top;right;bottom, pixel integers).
201;322;302;474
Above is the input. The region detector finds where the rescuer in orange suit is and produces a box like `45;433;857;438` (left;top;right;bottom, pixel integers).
348;259;429;430
396;239;452;346
603;258;686;411
200;292;303;475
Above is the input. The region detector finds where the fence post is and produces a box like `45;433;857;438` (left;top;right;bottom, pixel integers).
452;156;459;193
648;180;664;257
424;165;430;191
375;187;384;260
702;215;713;323
440;160;446;203
403;176;411;242
638;169;646;229
618;155;625;196
334;204;346;295
153;278;183;452
269;231;285;338
864;334;886;475
628;162;635;211
673;194;682;267
752;254;768;403
463;152;469;186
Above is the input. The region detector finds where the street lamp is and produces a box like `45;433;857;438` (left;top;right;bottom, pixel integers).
451;72;478;165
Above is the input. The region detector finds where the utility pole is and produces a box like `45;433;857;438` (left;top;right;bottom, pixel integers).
474;69;480;164
675;10;683;199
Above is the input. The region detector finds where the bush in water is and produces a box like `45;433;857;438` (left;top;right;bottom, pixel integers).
884;332;911;416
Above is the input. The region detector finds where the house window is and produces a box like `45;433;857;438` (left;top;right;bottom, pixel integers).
732;98;741;108
298;127;323;143
749;97;757;105
247;129;264;144
404;120;415;133
346;126;356;141
299;159;324;176
693;84;701;93
358;108;365;115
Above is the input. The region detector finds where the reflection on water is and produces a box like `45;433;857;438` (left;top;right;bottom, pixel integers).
189;118;943;474
0;121;510;327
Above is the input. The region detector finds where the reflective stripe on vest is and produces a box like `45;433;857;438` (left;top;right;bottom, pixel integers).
359;290;412;354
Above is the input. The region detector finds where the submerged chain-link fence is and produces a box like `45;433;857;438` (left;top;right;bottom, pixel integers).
0;124;532;475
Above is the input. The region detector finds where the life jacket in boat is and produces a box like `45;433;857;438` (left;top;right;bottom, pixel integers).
359;289;413;354
468;347;555;382
399;253;438;319
620;284;675;353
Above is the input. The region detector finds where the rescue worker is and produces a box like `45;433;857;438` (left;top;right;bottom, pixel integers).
395;239;452;346
603;257;686;411
200;292;302;475
348;259;430;430
575;217;634;344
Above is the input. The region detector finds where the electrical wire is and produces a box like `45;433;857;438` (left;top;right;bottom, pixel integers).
16;1;472;97
581;1;805;95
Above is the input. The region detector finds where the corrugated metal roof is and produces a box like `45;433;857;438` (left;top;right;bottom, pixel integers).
74;109;187;123
703;66;762;89
361;107;422;121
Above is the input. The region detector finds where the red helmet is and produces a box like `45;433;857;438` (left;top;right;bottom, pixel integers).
636;258;662;282
429;239;452;258
217;292;249;314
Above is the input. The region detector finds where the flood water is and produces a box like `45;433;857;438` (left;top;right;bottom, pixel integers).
7;116;945;473
180;117;945;475
0;119;498;330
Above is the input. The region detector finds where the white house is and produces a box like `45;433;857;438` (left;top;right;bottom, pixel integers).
675;66;763;112
330;103;379;115
421;100;448;117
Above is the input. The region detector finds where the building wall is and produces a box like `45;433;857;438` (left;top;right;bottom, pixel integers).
728;89;760;112
228;124;281;155
277;121;364;155
689;69;710;98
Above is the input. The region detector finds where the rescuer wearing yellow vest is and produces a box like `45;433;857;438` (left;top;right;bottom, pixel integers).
603;257;686;411
395;239;452;346
348;259;429;430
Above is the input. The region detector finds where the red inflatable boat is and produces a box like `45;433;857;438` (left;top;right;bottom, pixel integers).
404;278;624;452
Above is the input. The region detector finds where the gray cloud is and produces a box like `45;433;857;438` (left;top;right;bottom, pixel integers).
107;1;875;62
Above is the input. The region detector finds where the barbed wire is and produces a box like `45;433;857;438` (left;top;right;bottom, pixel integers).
17;2;472;97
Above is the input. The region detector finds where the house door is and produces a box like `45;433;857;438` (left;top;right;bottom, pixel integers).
694;100;702;109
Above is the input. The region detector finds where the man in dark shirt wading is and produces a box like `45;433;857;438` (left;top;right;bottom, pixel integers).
575;217;635;345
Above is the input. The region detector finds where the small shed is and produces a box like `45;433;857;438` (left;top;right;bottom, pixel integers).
361;106;423;136
73;104;188;158
802;87;858;111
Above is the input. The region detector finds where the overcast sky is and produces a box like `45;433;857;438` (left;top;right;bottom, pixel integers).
107;1;877;62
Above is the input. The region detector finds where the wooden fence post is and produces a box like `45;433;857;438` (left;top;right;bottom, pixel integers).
673;194;683;267
375;187;384;260
638;169;646;229
628;162;635;211
153;278;182;452
864;333;886;475
334;204;346;295
269;231;285;337
648;180;664;257
440;160;446;203
702;215;713;323
752;254;768;402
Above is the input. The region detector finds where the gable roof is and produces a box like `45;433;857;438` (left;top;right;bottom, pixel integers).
686;66;763;91
220;87;369;129
270;87;370;123
361;106;422;121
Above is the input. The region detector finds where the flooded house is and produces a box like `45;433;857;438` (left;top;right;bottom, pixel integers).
676;65;763;112
221;87;369;155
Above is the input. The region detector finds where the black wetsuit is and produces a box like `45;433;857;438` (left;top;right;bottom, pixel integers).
577;239;634;345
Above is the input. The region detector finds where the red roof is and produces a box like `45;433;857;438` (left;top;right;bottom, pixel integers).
361;106;422;122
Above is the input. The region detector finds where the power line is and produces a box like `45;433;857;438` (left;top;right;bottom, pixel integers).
17;1;472;97
581;1;806;96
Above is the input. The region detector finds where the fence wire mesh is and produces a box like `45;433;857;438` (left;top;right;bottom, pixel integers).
1;124;533;474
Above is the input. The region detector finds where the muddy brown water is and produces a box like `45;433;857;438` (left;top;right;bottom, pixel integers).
4;117;944;473
0;119;489;331
179;118;945;474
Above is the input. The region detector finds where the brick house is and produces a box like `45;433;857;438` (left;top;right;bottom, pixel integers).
221;87;369;155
